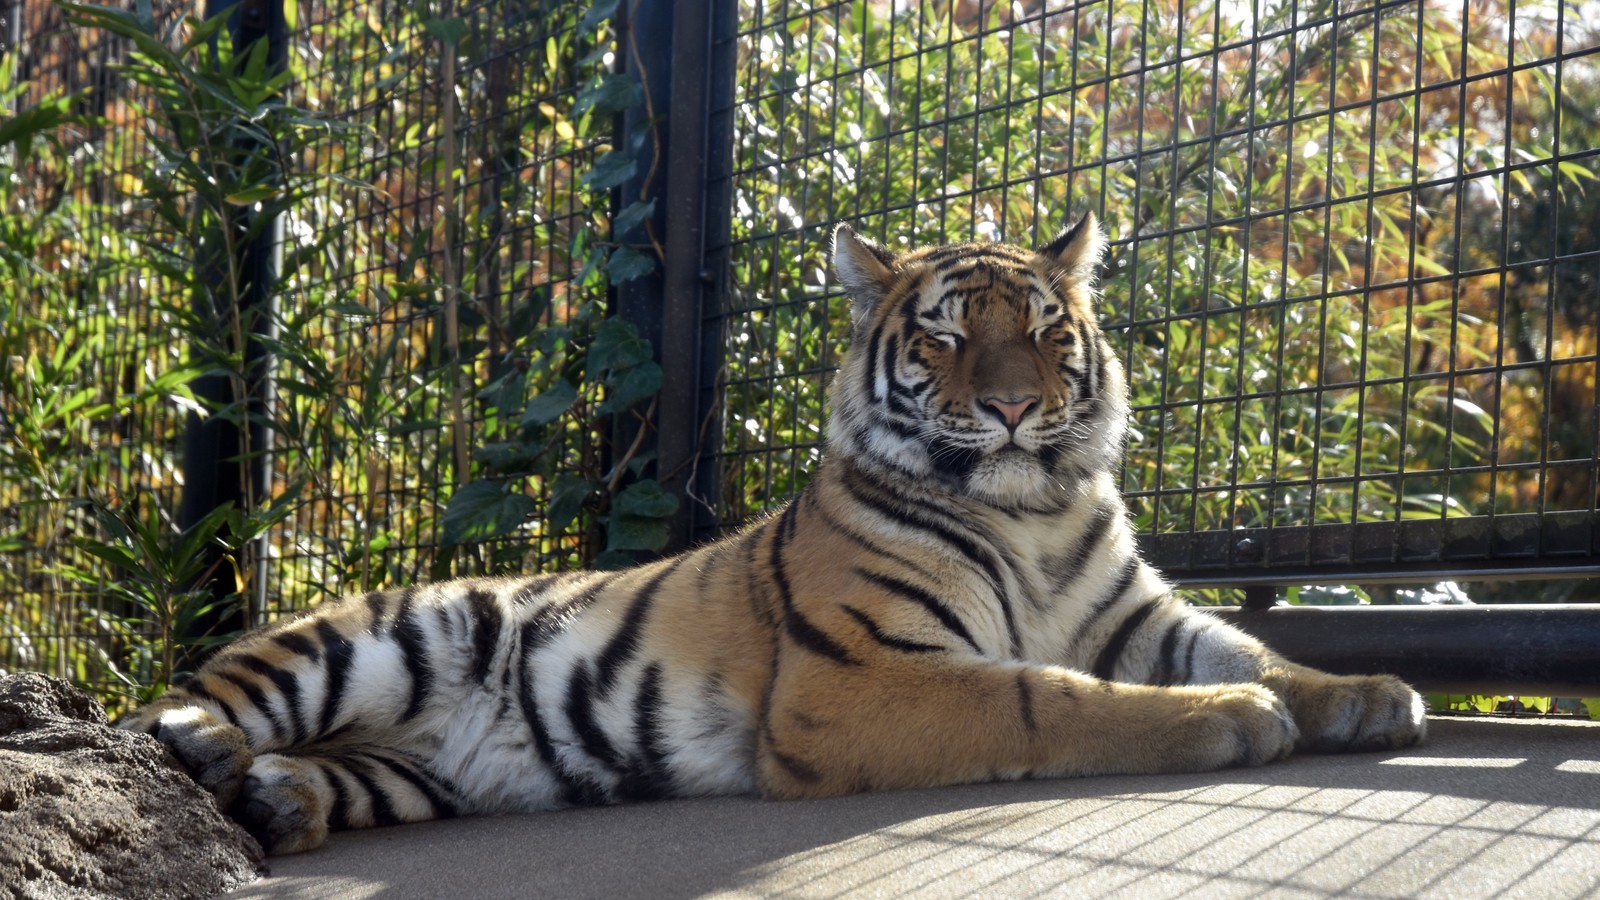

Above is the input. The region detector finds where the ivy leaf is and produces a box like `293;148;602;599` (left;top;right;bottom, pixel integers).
575;73;644;117
473;441;544;475
442;480;538;544
546;473;594;534
581;150;636;190
422;16;468;45
578;0;619;34
612;479;680;518
597;360;662;414
521;379;578;427
606;245;656;284
591;549;640;570
604;515;671;553
612;199;655;237
586;318;652;377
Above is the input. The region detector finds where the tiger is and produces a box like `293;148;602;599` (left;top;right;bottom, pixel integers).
121;214;1426;855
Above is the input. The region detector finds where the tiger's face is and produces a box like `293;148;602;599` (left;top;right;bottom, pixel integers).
828;215;1129;507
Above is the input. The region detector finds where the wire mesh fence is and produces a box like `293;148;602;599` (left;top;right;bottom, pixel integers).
717;0;1600;603
2;0;1598;710
1;0;622;709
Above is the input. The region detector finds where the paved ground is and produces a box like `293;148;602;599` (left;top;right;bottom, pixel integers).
238;717;1600;899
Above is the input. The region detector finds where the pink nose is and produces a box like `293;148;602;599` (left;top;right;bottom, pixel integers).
981;395;1039;429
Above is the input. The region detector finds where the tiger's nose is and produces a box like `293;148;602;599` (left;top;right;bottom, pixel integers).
980;395;1040;429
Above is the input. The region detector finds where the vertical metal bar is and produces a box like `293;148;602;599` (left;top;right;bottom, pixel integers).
617;0;734;554
659;0;730;552
180;0;285;653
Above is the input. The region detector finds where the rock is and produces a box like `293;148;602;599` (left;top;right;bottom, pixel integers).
0;673;263;898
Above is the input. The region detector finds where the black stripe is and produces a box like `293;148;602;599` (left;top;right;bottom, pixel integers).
343;758;402;828
239;656;306;745
864;320;883;400
767;742;821;785
1153;619;1185;686
843;465;1009;589
466;589;503;686
216;670;286;744
187;676;244;729
841;468;1019;653
618;662;671;801
323;762;354;831
315;620;353;737
518;658;607;807
813;502;925;576
771;501;861;667
838;461;1011;602
270;630;320;660
392;591;432;721
366;753;457;820
842;605;945;653
595;558;684;697
1092;599;1161;681
516;580;615;806
1048;502;1119;594
1179;623;1210;684
511;573;564;605
853;568;984;655
1016;671;1037;733
564;663;622;771
1077;558;1142;640
364;591;387;625
881;333;905;401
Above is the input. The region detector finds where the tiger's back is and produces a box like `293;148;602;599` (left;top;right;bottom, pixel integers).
123;215;1425;854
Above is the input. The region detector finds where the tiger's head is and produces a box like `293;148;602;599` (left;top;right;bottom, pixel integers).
827;214;1129;508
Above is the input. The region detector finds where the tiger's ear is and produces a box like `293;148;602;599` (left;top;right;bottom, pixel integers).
832;224;897;324
1036;211;1107;282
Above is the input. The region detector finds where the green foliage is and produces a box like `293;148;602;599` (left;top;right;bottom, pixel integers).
1429;694;1599;720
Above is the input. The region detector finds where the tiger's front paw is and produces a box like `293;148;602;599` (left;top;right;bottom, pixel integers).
1281;672;1427;753
1173;683;1299;770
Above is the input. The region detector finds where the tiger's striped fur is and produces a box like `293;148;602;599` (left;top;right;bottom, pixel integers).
122;215;1425;854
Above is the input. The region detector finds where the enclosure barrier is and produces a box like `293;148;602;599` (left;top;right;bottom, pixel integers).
3;0;1597;705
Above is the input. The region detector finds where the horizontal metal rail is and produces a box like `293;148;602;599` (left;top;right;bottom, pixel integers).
1205;605;1600;697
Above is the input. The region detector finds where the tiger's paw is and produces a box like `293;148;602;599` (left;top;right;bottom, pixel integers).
132;705;255;808
1285;673;1427;753
1174;683;1299;770
231;754;330;855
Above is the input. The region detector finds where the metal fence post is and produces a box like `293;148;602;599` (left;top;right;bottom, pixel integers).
615;0;735;554
178;0;286;656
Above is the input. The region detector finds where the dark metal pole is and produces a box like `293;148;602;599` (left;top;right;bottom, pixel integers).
179;0;285;658
1207;604;1600;695
615;0;734;555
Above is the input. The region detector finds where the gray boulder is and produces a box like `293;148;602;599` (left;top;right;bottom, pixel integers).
0;673;263;898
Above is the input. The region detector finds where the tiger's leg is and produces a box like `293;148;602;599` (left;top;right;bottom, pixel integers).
1077;597;1427;753
119;592;456;810
758;648;1298;800
121;679;255;807
233;747;459;854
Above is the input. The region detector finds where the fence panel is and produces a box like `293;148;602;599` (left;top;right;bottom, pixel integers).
1;0;622;709
715;0;1600;604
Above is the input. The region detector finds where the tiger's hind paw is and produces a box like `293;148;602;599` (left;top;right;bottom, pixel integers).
231;754;330;855
136;706;254;808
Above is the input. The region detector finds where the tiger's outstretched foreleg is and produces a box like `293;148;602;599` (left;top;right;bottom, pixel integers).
1073;596;1427;754
757;646;1299;801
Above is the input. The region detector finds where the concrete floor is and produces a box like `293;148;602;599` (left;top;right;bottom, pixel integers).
237;717;1600;899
